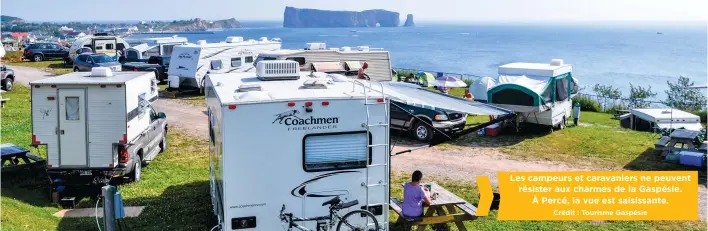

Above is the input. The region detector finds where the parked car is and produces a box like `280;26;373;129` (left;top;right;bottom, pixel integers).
1;65;14;91
390;101;468;141
23;43;69;62
122;56;170;82
73;53;122;72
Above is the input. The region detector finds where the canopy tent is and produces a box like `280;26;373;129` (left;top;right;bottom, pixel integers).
487;60;579;112
416;71;436;87
378;81;511;115
469;76;496;102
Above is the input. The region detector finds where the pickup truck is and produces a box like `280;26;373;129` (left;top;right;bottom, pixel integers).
391;101;468;141
122;56;170;82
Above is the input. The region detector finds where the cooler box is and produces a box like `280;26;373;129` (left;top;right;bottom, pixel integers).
485;123;500;137
678;151;705;168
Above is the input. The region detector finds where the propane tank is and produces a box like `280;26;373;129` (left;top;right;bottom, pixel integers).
573;102;581;126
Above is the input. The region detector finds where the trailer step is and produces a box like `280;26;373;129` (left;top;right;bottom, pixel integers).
366;124;390;127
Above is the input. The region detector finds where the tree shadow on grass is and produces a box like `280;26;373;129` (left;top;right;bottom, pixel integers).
1;167;53;207
47;63;70;69
624;147;707;186
56;181;216;231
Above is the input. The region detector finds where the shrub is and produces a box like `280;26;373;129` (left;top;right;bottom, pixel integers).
462;78;474;87
664;76;707;112
572;96;601;112
2;51;24;63
628;83;657;108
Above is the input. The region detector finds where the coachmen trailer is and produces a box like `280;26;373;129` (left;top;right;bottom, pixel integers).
486;59;579;128
255;43;393;82
206;60;389;230
30;68;168;195
167;36;281;90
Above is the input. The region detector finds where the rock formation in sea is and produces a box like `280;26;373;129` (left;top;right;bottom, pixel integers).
403;14;415;27
283;6;401;28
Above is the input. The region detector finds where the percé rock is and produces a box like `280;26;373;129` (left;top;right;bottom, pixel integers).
283;6;400;28
403;14;415;27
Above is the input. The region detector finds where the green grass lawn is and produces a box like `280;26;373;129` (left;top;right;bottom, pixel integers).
389;172;705;231
9;60;73;75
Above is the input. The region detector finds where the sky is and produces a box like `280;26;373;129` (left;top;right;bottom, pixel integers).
1;0;707;23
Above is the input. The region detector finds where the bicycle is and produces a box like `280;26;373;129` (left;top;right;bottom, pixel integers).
279;196;380;231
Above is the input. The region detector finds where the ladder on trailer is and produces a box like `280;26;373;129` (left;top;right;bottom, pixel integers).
354;80;390;230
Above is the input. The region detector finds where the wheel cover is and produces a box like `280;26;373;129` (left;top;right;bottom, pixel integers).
416;126;428;139
5;81;11;90
34;55;41;61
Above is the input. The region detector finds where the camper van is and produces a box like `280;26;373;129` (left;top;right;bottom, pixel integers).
486;59;579;128
125;36;189;62
254;43;393;82
206;60;389;230
30;68;167;184
67;35;130;65
167;36;281;90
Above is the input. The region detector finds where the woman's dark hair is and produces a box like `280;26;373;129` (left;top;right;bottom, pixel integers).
412;170;423;182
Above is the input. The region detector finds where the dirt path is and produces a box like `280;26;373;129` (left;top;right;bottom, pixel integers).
9;66;706;220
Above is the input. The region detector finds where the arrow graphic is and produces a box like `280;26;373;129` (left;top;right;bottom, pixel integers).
476;176;493;216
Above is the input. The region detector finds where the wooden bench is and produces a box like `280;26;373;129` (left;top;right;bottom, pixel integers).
390;198;423;223
0;97;8;108
655;136;671;151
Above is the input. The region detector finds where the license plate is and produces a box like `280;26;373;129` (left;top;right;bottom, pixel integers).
79;170;92;176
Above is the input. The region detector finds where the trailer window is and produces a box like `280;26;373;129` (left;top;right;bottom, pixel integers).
106;43;114;50
303;132;370;172
65;97;80;120
231;57;242;67
286;57;306;66
245;56;254;64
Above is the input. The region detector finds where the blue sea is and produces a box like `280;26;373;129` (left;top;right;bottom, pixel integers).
128;21;707;98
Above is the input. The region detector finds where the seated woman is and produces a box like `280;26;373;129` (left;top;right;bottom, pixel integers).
402;170;432;217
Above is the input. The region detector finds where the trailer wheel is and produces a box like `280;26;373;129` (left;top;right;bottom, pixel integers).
130;156;142;182
411;121;433;142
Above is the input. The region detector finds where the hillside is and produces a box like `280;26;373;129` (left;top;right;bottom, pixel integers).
156;18;242;31
1;15;24;23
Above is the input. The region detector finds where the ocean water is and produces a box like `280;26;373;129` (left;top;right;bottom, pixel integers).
128;21;707;98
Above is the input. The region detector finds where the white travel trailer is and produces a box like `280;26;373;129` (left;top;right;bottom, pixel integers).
206;60;389;230
68;35;130;63
125;35;189;62
255;43;393;82
30;68;161;179
167;36;282;89
486;59;579;128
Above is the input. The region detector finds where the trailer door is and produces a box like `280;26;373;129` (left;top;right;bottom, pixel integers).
58;89;88;166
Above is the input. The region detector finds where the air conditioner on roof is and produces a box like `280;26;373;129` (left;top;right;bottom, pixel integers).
256;60;300;81
225;36;244;43
305;43;326;50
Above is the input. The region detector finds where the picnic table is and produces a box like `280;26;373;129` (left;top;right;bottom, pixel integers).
661;129;704;156
390;182;477;231
1;143;44;172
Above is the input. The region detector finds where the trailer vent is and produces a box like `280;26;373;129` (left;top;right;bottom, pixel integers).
302;79;332;89
225;36;244;43
256;60;300;81
90;67;113;77
236;83;262;92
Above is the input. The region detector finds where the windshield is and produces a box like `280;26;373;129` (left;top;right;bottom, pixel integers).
253;55;277;66
91;55;114;63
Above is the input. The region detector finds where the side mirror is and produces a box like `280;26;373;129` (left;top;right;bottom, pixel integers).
158;112;166;119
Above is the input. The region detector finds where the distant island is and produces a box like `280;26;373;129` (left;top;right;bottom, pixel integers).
283;6;412;28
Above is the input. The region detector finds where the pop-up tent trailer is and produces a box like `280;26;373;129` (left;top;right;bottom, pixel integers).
486;59;579;127
621;108;703;132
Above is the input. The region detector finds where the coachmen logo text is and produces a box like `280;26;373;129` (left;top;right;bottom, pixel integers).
273;110;338;131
